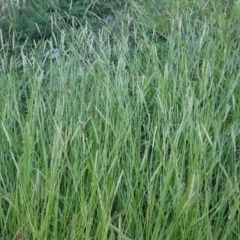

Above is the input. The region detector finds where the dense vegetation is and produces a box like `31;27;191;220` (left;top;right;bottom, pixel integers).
0;0;122;39
0;0;239;239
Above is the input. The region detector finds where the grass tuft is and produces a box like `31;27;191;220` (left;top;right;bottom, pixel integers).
0;0;239;239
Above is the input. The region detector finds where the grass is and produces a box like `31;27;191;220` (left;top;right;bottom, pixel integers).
0;0;240;239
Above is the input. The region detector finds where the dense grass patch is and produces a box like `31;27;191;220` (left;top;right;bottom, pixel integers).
0;0;239;239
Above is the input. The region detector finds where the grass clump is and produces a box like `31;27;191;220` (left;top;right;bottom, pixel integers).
0;0;239;239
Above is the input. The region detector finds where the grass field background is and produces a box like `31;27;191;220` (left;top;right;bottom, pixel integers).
0;0;239;239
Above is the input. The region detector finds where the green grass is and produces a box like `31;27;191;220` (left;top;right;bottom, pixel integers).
0;0;240;239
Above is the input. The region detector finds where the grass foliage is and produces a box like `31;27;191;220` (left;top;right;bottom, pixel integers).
0;0;240;239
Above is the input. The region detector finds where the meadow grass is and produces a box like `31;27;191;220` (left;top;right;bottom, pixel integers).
0;0;240;239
